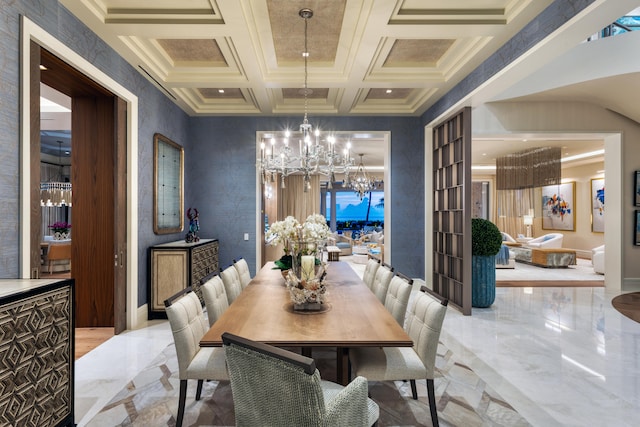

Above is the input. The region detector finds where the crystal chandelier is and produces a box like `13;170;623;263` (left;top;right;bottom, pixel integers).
347;154;382;200
258;8;353;192
40;141;72;207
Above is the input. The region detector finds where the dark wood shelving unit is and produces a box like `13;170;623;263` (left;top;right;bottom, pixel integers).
432;107;472;315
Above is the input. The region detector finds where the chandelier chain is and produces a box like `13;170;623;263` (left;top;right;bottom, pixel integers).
258;8;376;195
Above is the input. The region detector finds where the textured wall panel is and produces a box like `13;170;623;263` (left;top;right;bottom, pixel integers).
0;281;74;426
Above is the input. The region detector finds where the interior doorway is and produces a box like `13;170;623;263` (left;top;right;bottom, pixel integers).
255;130;391;267
31;44;127;332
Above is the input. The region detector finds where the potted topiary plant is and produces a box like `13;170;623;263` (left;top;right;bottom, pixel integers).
471;218;503;307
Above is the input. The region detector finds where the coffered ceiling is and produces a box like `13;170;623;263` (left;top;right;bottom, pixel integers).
61;0;551;116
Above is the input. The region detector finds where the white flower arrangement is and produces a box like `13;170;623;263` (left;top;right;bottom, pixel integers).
266;216;300;251
266;214;331;249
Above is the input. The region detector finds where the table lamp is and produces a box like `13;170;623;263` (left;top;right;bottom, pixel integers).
523;215;533;238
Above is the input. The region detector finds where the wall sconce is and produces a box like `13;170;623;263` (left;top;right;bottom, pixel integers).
523;215;533;237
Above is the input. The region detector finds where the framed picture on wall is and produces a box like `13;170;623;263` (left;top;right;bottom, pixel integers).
636;211;640;246
542;182;576;231
591;178;605;233
635;171;640;206
153;133;184;235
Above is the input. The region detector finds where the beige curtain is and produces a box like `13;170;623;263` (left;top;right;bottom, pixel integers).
282;175;321;222
496;188;535;237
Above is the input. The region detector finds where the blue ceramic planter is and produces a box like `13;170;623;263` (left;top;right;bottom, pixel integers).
472;255;496;308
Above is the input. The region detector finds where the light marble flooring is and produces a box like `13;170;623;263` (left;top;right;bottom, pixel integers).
75;260;640;426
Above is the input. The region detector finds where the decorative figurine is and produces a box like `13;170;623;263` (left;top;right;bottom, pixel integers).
185;207;200;243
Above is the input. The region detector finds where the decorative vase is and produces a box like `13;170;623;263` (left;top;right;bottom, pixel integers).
53;231;69;240
286;240;328;310
289;240;320;283
472;255;496;308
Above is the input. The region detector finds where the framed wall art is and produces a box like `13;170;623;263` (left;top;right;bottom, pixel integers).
542;182;575;231
591;178;605;233
153;133;184;234
635;171;640;206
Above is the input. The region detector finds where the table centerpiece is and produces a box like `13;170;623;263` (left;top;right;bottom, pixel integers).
267;214;332;310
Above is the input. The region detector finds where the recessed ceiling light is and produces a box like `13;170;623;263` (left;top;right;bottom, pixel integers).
218;89;225;94
385;89;392;94
482;153;487;156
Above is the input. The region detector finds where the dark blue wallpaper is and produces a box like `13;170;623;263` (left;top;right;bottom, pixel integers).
187;115;424;279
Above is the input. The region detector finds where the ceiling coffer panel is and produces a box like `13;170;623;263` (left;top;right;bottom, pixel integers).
366;88;414;100
282;88;329;100
198;88;245;100
267;0;345;64
157;39;228;65
383;39;455;67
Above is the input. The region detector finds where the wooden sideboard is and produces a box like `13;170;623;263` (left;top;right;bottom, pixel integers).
148;238;219;319
0;278;75;427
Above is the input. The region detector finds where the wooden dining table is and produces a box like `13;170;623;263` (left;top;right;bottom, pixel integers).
200;261;413;385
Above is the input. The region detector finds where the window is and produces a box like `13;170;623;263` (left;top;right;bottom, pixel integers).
324;188;384;231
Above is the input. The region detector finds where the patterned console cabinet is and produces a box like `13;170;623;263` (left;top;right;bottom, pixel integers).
0;278;75;427
148;238;219;319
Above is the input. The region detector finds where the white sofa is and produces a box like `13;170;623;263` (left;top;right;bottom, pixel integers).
501;232;517;244
592;245;605;274
525;233;563;249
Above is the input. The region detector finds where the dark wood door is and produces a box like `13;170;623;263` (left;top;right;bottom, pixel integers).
29;41;42;278
36;46;128;329
114;98;127;334
72;96;115;326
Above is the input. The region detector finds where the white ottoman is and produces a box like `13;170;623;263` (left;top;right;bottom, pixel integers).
351;245;369;264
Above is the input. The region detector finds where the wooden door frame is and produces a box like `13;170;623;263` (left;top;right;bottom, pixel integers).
20;17;141;330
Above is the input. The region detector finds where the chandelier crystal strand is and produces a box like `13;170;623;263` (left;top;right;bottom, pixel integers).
257;8;354;188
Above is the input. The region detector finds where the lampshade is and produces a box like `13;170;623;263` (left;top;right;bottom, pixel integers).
523;215;533;225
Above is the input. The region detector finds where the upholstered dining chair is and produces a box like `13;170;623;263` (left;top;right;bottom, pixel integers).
220;264;243;304
200;273;229;327
362;257;380;289
46;242;72;274
233;257;252;289
384;272;413;326
349;286;448;427
164;288;228;427
370;262;394;304
222;332;379;427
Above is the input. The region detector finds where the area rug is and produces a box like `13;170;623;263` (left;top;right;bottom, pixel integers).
612;292;640;323
87;341;530;426
496;258;604;287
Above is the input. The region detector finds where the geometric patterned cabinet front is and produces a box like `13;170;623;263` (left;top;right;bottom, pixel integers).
0;279;75;427
148;238;219;319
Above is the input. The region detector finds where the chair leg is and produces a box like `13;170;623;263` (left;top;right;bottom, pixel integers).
176;380;187;427
410;379;418;399
196;379;204;400
427;379;439;427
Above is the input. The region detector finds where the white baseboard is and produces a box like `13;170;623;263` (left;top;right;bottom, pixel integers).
132;304;148;330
